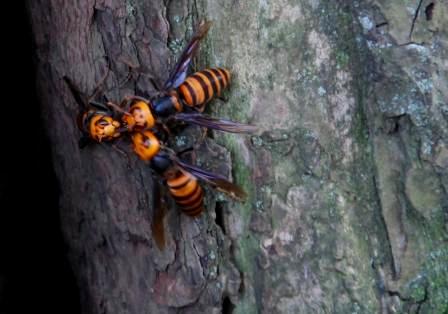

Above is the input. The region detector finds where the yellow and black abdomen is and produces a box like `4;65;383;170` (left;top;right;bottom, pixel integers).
177;67;231;111
167;171;204;216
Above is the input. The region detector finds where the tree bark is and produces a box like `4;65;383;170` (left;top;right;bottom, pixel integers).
27;0;447;313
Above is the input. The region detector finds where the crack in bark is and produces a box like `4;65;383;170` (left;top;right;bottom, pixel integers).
370;161;399;280
409;0;424;40
192;240;208;288
386;283;428;311
375;22;388;28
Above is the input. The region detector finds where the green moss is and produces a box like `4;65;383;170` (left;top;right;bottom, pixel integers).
221;134;260;314
215;91;251;124
197;0;447;312
234;299;258;314
335;51;350;69
400;248;448;313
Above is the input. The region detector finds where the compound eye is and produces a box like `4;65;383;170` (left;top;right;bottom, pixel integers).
97;118;110;127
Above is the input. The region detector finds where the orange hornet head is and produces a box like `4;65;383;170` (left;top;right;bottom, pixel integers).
88;114;121;142
122;101;155;131
132;130;161;161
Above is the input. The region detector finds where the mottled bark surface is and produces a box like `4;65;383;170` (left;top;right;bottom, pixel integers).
28;0;447;313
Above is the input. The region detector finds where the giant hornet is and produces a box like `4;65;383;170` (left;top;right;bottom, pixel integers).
144;21;231;116
63;73;126;148
64;69;252;210
131;129;245;216
109;21;255;135
131;129;246;249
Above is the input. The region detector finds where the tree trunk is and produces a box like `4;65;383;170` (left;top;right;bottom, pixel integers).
27;0;447;313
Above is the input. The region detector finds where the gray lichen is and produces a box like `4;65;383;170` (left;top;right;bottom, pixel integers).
197;0;448;313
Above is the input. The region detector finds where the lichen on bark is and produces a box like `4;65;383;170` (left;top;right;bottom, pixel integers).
199;0;448;313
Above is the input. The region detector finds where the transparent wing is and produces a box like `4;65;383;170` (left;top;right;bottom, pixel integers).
175;159;247;201
173;113;258;134
163;21;212;91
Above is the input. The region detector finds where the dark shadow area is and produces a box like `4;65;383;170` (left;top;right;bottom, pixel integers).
222;296;235;314
0;2;81;313
215;201;227;234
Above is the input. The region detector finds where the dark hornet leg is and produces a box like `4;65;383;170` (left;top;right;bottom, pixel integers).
87;56;111;104
114;57;135;89
106;95;154;115
64;56;111;109
194;127;209;151
174;128;213;165
89;56;141;104
217;96;229;103
175;146;197;165
99;137;132;170
106;101;131;116
117;56;164;95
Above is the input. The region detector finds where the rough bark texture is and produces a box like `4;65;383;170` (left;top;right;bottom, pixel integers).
28;0;447;313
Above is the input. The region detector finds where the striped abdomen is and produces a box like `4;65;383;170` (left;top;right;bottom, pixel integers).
177;68;231;111
167;171;204;216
